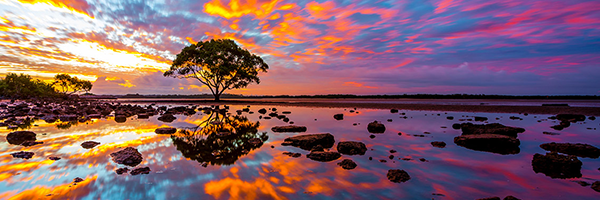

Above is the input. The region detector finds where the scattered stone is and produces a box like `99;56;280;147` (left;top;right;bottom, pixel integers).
114;115;127;123
540;142;600;158
390;109;398;113
282;111;291;114
130;167;150;175
337;141;367;155
452;123;461;129
367;121;386;133
474;116;488;121
21;141;43;147
337;159;357;170
81;141;100;149
282;152;301;158
369;135;376;139
431;141;446;148
476;197;500;200
532;152;582;179
589;116;596;120
379;159;387;163
281;133;335;150
592;181;600;192
110;147;143;167
509;116;523;120
6;131;36;145
258;108;267;114
458;123;525;137
543;131;561;136
333;114;344;120
387;169;410;183
115;167;129;175
155;127;177;134
48;156;61;161
432;193;445;196
389;150;397;153
454;134;520;155
555;114;586;122
447;116;454;120
11;151;34;159
389;155;394;159
157;114;176;123
575;180;590;186
73;177;84;183
306;151;341;162
419;158;428;162
271;125;307;133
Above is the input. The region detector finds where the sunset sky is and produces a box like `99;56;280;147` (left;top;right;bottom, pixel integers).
0;0;599;95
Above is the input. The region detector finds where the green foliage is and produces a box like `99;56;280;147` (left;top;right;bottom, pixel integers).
0;73;59;98
164;39;269;100
53;73;93;94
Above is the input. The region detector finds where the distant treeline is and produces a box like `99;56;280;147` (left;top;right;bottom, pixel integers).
117;93;600;100
0;73;92;99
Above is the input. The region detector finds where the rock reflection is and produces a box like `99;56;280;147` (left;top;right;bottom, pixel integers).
172;110;267;166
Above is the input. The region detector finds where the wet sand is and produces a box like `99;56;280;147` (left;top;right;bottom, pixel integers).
114;99;600;116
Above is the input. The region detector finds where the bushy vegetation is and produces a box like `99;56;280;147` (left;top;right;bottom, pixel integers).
0;73;93;99
53;73;92;94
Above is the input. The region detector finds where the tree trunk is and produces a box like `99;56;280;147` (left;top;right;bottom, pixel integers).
214;93;221;101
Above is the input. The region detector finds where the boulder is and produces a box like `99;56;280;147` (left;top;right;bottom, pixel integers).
271;125;307;133
258;108;267;114
387;169;410;183
115;167;129;175
503;196;521;200
454;134;520;155
81;141;100;149
431;141;446;148
281;133;335;150
458;123;525;137
532;152;582;179
306;151;341;162
130;167;150;175
11;151;34;159
110;147;143;167
114;115;127;123
592;181;600;192
337;159;357;170
333;114;344;120
21;141;43;147
157;114;176;123
282;152;301;158
555;114;586;122
155;127;177;134
540;142;600;158
337;141;367;155
367;121;386;133
390;109;398;113
474;116;488;121
6;131;36;145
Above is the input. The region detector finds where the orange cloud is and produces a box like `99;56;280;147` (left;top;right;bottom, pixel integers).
204;0;281;19
344;81;378;89
17;0;93;18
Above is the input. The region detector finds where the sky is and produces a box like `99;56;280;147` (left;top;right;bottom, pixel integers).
0;0;599;95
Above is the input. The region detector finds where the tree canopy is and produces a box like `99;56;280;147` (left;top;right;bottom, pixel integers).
0;73;58;98
164;39;269;101
53;73;92;95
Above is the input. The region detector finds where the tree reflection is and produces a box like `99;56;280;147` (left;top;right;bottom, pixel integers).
171;109;267;166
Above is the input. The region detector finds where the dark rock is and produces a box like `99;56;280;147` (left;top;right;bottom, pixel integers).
419;158;428;162
333;114;343;120
281;133;335;150
390;150;397;153
431;141;446;148
452;123;461;129
476;197;500;200
532;152;582;179
337;159;357;169
114;115;127;123
509;116;523;120
282;152;301;158
459;123;525;137
271;125;307;132
369;135;375;139
589;116;596;120
115;167;129;175
73;177;84;183
263;116;271;119
48;156;61;161
11;151;34;159
575;181;590;186
379;159;387;163
21;141;43;147
81;141;100;149
540;142;600;158
6;131;36;145
337;141;367;155
137;113;149;119
454;134;520;155
592;181;600;192
281;111;291;114
258;108;267;114
157;114;176;123
130;167;150;175
389;155;394;159
387;169;410;183
367;121;386;133
110;147;143;167
310;145;324;152
543;131;560;136
503;196;521;200
556;114;586;122
447;116;454;120
474;116;488;121
390;109;398;113
155;127;177;134
306;151;341;162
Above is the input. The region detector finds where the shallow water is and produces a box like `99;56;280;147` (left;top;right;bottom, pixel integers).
1;104;600;199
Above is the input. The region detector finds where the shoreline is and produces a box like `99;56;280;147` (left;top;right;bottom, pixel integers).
112;99;600;116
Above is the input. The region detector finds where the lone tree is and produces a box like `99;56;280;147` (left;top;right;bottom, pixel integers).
164;39;269;101
53;73;93;95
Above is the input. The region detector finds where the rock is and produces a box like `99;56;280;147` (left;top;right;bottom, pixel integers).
282;152;301;158
282;111;291;114
503;196;521;200
115;167;129;175
390;109;398;113
333;114;343;120
110;147;143;167
6;131;36;145
589;116;596;120
310;145;324;152
130;167;150;175
114;115;127;123
592;181;600;192
281;133;335;150
137;113;149;119
387;169;410;183
454;134;520;155
431;141;446;148
271;125;307;132
452;123;461;129
11;151;34;159
540;142;600;158
89;114;102;119
81;141;100;149
337;159;357;169
48;156;61;161
509;116;523;120
458;123;525;137
306;151;341;162
543;131;560;136
21;141;43;147
258;108;267;114
157;114;176;123
474;116;488;121
532;152;582;179
73;177;84;183
476;197;500;200
155;127;177;134
337;141;367;155
367;121;386;133
447;116;454;120
575;181;590;186
369;135;375;139
555;114;586;122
